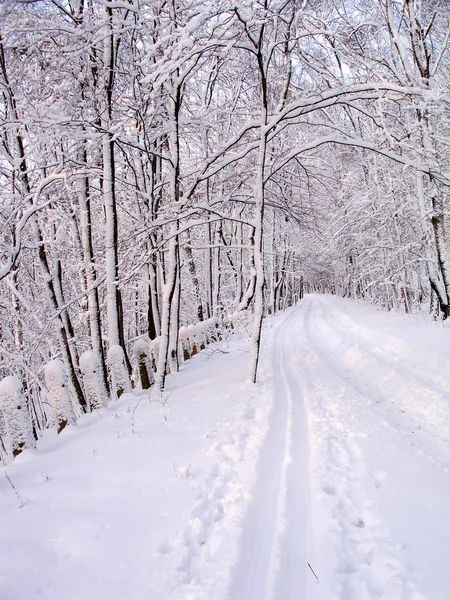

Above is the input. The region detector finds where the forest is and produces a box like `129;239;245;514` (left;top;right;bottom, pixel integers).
1;0;449;455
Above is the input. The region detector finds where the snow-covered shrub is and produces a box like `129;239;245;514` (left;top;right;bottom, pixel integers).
179;326;191;361
45;359;76;433
133;338;153;389
150;337;160;371
187;324;198;356
0;375;36;456
108;345;132;399
79;351;109;409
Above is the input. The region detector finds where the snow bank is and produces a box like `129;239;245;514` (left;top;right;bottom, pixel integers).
0;328;259;600
0;375;36;455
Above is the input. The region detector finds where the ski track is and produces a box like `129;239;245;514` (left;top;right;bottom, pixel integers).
227;307;311;600
167;307;313;600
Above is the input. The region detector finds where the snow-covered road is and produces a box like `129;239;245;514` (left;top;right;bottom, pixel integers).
1;295;450;600
229;295;450;600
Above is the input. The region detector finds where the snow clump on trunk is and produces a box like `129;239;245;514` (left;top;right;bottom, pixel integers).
195;322;206;350
179;326;191;361
80;351;109;409
45;359;76;433
0;375;36;456
108;345;132;399
150;337;160;372
133;339;153;389
187;324;198;356
207;317;219;342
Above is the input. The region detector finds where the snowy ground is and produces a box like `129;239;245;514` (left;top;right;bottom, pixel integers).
1;295;450;600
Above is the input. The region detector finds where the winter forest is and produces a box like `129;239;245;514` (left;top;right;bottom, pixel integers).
2;1;450;599
0;0;449;449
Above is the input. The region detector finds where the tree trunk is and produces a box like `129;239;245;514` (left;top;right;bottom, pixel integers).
78;144;110;394
184;234;204;322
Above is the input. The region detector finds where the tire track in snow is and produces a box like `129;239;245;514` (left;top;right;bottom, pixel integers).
227;308;311;600
271;306;311;600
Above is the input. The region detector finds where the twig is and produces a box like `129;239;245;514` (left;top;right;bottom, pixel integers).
153;388;175;406
204;348;230;361
307;562;319;582
131;395;145;417
5;471;25;508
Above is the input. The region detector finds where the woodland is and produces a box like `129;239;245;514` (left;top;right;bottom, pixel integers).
0;0;449;453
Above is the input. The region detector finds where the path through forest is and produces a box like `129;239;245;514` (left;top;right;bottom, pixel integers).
229;295;450;600
1;296;450;600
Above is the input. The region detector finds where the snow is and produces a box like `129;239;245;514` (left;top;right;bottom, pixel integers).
107;345;132;399
194;322;206;350
179;326;191;360
150;336;161;371
79;351;109;409
44;359;76;429
1;295;450;600
133;338;154;389
187;324;199;355
0;375;36;456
